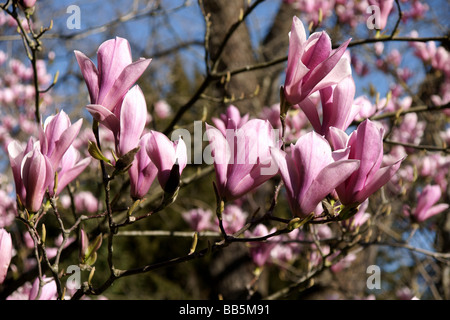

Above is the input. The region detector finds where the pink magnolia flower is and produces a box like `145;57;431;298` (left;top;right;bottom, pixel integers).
205;119;279;202
368;0;394;30
37;111;90;196
75;37;151;112
28;276;58;300
19;0;36;9
283;16;352;106
329;120;404;206
246;224;277;267
7;138;34;203
128;133;158;199
298;75;360;139
39;110;83;169
87;85;148;157
404;185;449;223
50;145;91;196
220;204;248;234
211;105;249;136
153;100;172;119
146;130;187;192
0;228;12;284
271;131;360;218
8;142;54;213
182;208;215;232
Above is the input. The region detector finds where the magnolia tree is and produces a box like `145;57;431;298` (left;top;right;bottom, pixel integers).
0;0;449;300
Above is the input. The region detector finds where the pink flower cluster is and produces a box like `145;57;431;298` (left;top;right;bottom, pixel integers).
75;37;187;198
7;111;90;213
284;0;428;30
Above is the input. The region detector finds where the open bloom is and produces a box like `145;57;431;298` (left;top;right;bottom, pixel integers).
0;228;12;284
298;75;360;139
146;130;187;192
271;131;360;217
329;119;404;206
404;185;449;223
283;16;351;106
40;110;83;170
129;133;158;199
75;37;151;112
205;119;279;202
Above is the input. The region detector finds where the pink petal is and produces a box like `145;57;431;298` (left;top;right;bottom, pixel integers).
86;104;120;134
74;50;99;104
300;159;360;216
100;58;152;111
96;37;133;104
118;85;147;156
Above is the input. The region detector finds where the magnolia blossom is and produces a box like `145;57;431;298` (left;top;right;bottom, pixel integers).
246;224;277;267
182;208;215;232
146;130;187;192
87;85;147;157
271;131;360;217
75;37;151;112
28;276;58;300
219;205;248;234
0;228;12;284
8;143;54;213
205;119;279;202
404;185;449;223
211;105;249;136
329;120;404;206
129;133;158;199
298;75;360;138
40;110;83;169
283;16;351;106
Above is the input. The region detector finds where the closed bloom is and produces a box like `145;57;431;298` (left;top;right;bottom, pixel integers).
298;75;360;138
0;228;12;284
283;16;351;106
129;133;158;199
8;140;54;213
146;131;187;192
205;119;279;202
87;85;148;157
271;131;360;217
7;138;34;203
21;147;54;212
29;276;57;300
75;37;151;112
404;185;449;223
330;120;404;206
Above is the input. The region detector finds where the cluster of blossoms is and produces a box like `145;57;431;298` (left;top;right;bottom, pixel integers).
284;0;428;30
1;8;448;299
